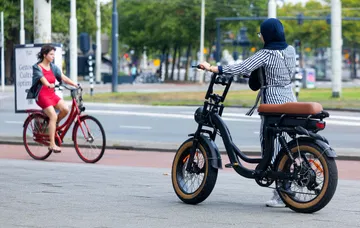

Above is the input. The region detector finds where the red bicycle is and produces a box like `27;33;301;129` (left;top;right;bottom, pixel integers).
23;84;106;163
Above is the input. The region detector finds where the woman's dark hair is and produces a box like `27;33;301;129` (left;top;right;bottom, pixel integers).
37;45;56;62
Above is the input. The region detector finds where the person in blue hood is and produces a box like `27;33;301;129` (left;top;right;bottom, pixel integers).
200;18;298;208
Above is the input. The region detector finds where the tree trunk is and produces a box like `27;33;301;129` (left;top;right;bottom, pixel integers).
165;50;169;81
158;46;166;79
5;29;17;85
185;43;192;81
351;44;357;79
177;46;182;81
170;44;178;81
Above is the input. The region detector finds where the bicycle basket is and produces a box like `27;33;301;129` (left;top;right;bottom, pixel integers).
71;88;83;108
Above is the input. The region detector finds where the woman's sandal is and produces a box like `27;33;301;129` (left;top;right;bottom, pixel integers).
48;146;61;153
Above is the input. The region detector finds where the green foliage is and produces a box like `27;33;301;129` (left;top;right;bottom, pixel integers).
0;0;359;58
277;0;360;48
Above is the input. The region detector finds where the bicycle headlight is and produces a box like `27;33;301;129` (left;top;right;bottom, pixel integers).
194;107;208;124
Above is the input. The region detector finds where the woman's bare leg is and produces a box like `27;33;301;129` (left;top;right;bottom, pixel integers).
43;106;60;151
54;99;69;124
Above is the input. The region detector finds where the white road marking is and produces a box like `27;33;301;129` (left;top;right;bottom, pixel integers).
181;111;360;126
326;120;360;127
86;110;258;123
180;111;259;119
5;109;358;127
119;125;152;130
88;109;360;127
83;103;199;109
0;94;10;98
327;115;360;121
5;121;23;124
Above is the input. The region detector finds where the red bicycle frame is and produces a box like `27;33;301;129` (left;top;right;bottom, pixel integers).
26;88;91;147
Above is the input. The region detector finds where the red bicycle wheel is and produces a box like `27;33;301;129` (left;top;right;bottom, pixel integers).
23;113;52;160
73;115;106;163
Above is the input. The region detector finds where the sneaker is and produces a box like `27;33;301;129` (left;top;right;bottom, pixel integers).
265;190;286;208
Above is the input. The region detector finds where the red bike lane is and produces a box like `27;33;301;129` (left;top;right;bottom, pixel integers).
0;144;359;181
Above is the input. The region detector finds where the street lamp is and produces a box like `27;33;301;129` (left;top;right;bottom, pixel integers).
20;0;25;44
111;0;118;92
199;0;205;83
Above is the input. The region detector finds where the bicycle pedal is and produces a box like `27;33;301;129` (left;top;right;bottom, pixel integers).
225;163;239;168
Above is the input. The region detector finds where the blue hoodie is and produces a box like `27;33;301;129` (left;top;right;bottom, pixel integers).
260;18;288;50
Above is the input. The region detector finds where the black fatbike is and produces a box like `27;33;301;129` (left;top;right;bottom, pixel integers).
171;67;338;213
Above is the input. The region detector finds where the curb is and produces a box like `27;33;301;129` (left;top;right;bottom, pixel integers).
1;137;360;161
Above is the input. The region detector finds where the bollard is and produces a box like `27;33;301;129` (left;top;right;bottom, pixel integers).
88;55;94;96
294;52;302;99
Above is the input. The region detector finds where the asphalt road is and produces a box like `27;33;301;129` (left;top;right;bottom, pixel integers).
0;157;360;228
1;90;359;153
1;81;360;155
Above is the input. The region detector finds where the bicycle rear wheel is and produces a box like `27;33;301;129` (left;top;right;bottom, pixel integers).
73;115;106;163
23;113;52;160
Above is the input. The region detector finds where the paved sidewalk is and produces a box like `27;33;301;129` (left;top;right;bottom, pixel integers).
1;144;359;180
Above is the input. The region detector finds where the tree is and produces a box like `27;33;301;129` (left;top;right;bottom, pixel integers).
278;1;331;49
0;0;112;84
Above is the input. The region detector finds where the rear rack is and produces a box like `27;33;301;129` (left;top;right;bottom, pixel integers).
258;110;329;119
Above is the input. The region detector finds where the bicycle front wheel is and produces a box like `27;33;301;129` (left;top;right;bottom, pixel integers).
73;115;106;163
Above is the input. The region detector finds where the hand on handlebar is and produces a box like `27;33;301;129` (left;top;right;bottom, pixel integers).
48;83;56;89
198;61;211;71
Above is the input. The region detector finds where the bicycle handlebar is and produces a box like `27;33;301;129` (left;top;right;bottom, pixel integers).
55;83;82;91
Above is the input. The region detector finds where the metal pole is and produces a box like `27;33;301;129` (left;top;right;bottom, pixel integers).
199;0;205;83
268;0;277;18
331;0;342;98
95;0;102;84
69;0;78;83
1;12;4;92
111;0;118;92
33;0;51;43
216;21;221;63
20;0;25;44
294;53;301;99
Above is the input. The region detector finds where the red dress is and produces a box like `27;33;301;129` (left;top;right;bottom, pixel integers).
36;65;61;109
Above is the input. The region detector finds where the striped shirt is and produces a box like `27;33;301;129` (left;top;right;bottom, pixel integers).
222;45;297;87
221;45;297;105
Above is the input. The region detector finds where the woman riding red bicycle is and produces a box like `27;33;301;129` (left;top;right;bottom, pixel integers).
27;44;78;153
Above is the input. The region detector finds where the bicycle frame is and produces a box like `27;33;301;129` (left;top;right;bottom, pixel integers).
186;72;333;181
26;85;88;147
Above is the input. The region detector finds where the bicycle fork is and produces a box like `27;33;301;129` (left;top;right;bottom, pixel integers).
185;125;202;172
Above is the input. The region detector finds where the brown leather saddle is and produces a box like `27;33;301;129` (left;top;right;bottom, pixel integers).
258;102;323;115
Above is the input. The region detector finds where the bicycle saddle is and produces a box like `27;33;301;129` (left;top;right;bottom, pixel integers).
258;102;323;115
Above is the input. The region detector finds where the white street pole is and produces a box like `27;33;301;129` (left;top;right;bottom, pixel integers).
199;0;205;83
20;0;25;44
268;0;277;18
331;0;342;97
143;46;147;70
69;0;78;83
33;0;51;43
95;0;102;84
1;12;4;92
